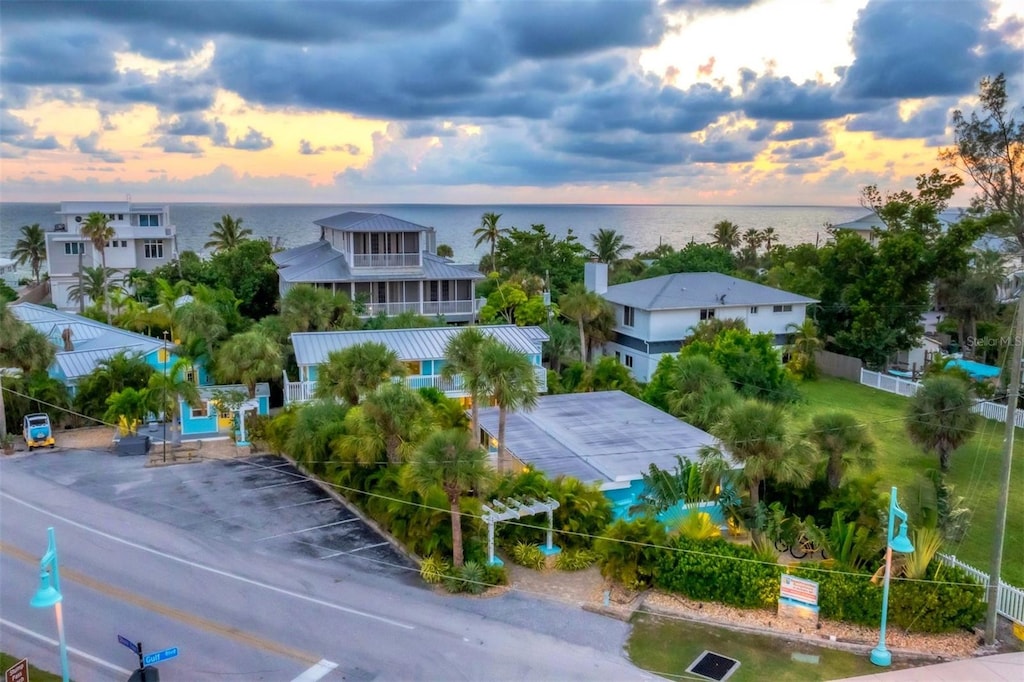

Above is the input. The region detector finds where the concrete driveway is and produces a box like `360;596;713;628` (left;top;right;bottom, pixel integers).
6;450;417;581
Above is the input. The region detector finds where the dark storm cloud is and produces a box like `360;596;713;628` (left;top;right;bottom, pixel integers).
1;1;461;43
73;132;124;163
97;72;217;113
1;110;63;150
845;101;953;140
126;35;204;61
746;121;775;142
2;26;118;86
560;79;734;134
499;0;665;59
739;72;877;120
9;135;62;150
160;115;215;137
228;127;273;151
770;122;824;142
400;122;459;139
772;139;833;161
841;0;1024;99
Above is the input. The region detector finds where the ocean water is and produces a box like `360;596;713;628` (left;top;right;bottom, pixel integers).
0;202;867;281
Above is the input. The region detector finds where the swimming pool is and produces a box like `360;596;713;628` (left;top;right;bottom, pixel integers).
948;358;1001;379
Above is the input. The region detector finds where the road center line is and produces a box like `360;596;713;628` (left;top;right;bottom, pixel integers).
1;617;133;676
1;491;416;631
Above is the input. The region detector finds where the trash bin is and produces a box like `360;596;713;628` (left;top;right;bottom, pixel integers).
116;435;152;456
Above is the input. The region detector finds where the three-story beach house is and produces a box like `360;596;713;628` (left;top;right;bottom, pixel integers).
273;212;485;322
586;262;817;382
284;325;548;405
46;201;177;311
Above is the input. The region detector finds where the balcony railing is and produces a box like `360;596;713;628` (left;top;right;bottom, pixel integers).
358;299;479;317
283;365;548;404
360;301;424;317
351;253;420;268
421;300;477;316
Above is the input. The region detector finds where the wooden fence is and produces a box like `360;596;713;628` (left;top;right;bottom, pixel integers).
814;350;863;382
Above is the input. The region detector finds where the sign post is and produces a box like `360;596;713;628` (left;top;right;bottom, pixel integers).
118;635;177;682
778;574;820;628
4;658;29;682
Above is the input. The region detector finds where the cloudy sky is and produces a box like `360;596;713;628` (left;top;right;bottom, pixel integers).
2;0;1022;205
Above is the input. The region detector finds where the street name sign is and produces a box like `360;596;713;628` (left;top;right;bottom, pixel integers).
118;634;141;654
143;648;179;666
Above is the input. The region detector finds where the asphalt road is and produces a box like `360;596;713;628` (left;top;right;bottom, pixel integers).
0;450;654;681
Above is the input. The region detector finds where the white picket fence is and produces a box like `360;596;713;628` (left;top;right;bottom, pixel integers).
938;554;1024;625
860;369;1024;428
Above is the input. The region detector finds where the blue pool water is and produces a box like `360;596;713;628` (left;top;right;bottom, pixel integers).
948;359;1001;379
604;480;725;527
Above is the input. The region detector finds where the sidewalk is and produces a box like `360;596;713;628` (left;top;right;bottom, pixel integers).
838;652;1024;681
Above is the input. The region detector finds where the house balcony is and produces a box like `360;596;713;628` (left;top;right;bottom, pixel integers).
351;253;420;268
283;366;548;405
359;299;482;318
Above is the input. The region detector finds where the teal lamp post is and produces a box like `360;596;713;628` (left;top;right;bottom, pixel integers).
870;487;915;667
30;526;70;682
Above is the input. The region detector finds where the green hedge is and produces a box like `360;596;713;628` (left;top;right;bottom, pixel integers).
647;536;985;633
654;536;779;609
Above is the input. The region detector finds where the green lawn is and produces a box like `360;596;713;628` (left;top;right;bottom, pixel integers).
628;613;915;681
1;652;64;682
796;376;1024;586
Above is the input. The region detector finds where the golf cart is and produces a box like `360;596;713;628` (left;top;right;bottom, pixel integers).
23;413;55;450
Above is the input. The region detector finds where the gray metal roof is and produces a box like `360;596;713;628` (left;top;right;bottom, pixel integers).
291;325;549;367
276;240;483;284
9;303;165;379
314;212;433;233
603;272;817;311
476;391;719;488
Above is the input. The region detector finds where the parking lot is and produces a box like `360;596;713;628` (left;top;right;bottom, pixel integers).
7;450;417;580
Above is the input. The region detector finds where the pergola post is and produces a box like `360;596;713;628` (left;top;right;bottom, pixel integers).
545;508;554;552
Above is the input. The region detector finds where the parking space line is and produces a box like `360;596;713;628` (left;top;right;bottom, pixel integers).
320;542;391;560
268;497;332;512
251;477;307;489
256;518;361;542
291;658;339;682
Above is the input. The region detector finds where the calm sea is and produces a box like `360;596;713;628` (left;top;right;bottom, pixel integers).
0;202;867;281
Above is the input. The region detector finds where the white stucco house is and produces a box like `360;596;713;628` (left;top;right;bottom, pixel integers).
586;262;817;382
45;201;178;311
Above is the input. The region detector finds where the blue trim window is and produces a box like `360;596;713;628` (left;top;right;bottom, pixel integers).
191;402;209;418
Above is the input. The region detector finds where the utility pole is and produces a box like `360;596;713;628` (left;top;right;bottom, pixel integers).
985;290;1024;645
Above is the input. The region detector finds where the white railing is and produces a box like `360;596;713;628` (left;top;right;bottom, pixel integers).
422;300;476;316
938;554;1024;625
860;369;1024;427
360;301;423;316
351;253;420;268
284;365;548;404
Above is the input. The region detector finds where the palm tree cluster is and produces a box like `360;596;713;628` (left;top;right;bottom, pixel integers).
11;223;47;284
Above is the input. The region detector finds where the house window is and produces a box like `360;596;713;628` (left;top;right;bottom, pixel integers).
185;368;197;384
64;242;83;255
749;306;759;314
404;361;421;375
138;214;161;227
144;240;164;259
773;304;793;313
191;402;209;418
623;305;635;327
625;355;634;368
700;308;715;320
615;351;621;362
117;214;124;220
120;240;127;247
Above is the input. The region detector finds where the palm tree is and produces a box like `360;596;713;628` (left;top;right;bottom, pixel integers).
906;376;978;471
204;214;252;253
542;320;580;373
66;266;115;310
761;227;778;251
0;302;55;373
709;220;741;252
707;399;816;525
558;283;612;363
336;383;430;464
409;428;491;568
281;284;335;332
11;223;47;283
104;387;156;436
315;341;406;405
590;228;634;265
214;329;283;398
481;340;538;472
785;319;824;379
809;411;875;490
81;212;116;323
443;327;490;439
436;244;454;258
664;355;738;430
151;277;191;341
147;358;202;446
742;228;764;253
473;212;507;273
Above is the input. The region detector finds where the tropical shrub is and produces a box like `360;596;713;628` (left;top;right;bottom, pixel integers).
555;549;597;571
549;476;613;551
654;536;779;609
459;561;488;595
420;555;450;584
673;512;722;541
594;517;667;590
511;542;546;570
